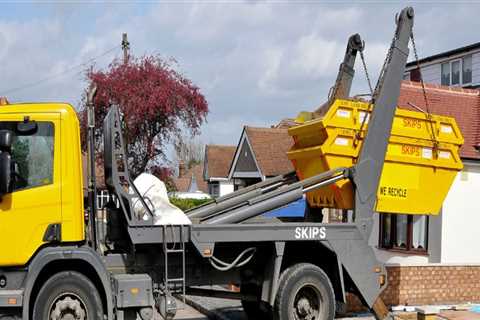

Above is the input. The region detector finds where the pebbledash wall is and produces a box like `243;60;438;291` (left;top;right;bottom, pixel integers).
367;161;480;306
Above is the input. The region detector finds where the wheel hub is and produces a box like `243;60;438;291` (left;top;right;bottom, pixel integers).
50;295;86;320
293;285;322;320
297;297;312;316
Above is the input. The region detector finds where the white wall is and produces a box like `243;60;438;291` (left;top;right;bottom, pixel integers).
471;52;480;84
441;162;480;263
420;63;441;84
219;180;234;197
410;51;480;86
369;161;480;266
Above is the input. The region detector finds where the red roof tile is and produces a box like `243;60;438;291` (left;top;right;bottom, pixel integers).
205;145;236;179
398;81;480;159
245;126;295;176
173;163;208;193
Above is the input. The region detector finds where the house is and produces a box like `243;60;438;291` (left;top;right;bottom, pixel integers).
372;81;480;307
404;42;480;88
217;81;480;307
203;145;236;198
228;126;295;189
171;161;210;200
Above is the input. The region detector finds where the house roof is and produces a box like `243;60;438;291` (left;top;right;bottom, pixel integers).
405;41;480;68
243;126;295;176
173;163;208;193
204;145;236;180
398;80;480;159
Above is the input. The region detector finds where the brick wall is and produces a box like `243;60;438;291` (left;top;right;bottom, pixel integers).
380;265;480;306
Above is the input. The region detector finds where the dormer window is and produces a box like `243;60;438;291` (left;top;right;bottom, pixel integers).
441;54;472;86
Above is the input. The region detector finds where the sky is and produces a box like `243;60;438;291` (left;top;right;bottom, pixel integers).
1;1;480;162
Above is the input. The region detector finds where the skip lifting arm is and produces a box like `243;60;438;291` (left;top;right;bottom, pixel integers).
315;33;365;116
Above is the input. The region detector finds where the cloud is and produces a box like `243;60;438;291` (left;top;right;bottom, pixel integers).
2;2;480;151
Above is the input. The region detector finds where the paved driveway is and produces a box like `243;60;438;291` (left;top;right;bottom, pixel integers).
184;294;375;320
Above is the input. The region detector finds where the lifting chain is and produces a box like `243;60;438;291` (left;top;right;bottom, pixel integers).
359;47;374;97
354;36;394;147
410;29;439;155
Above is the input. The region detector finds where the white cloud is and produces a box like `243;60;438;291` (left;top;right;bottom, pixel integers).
2;2;480;154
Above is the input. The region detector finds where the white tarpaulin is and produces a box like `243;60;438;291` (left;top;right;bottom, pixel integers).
132;173;191;225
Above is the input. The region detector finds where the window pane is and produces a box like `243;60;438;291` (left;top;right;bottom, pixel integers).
463;55;472;84
452;60;460;85
395;215;408;248
412;215;428;249
441;62;450;85
2;122;55;190
381;214;392;248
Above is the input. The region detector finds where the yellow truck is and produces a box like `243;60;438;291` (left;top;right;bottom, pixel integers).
0;7;463;320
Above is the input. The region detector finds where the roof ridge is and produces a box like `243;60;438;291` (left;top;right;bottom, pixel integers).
402;80;480;96
246;126;289;132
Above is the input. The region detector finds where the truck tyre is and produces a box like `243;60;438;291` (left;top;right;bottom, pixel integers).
33;271;103;320
240;283;272;320
274;263;335;320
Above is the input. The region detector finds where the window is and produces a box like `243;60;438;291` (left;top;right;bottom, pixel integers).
463;55;472;84
379;213;428;253
409;68;421;82
451;60;460;85
441;55;473;86
0;121;54;191
441;62;450;85
209;182;220;197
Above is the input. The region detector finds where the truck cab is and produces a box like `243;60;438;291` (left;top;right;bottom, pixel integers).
0;103;85;267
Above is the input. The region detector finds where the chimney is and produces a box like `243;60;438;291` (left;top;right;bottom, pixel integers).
179;161;186;177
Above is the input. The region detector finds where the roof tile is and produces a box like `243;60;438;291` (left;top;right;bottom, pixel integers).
173;163;208;193
398;81;480;159
245;126;295;176
205;145;236;179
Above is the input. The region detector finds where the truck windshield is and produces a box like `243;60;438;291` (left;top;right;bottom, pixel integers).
0;121;54;191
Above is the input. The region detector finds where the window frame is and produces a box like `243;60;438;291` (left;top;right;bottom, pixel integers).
462;54;473;84
1;120;56;192
379;213;429;254
440;54;473;86
441;61;451;86
450;59;461;85
209;181;220;198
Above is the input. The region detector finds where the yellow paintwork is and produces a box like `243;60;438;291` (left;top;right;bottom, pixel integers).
288;99;464;215
0;103;84;267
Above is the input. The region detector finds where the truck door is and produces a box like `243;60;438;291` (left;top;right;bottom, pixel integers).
0;113;61;266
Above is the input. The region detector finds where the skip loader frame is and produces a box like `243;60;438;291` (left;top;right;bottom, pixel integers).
0;7;415;320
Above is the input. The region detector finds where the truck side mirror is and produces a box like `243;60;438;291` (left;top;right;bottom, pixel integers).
0;152;11;196
0;129;12;149
0;130;13;196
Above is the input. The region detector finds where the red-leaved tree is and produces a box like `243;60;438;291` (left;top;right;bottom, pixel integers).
80;55;208;179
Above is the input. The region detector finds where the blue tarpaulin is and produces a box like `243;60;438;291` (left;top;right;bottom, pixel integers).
263;197;306;218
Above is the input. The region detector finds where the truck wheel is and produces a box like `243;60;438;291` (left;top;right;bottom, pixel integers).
274;263;335;320
241;283;272;320
33;271;103;320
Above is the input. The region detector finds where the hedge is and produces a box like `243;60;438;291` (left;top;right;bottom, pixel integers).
169;197;212;211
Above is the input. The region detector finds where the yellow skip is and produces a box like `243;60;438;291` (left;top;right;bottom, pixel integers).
288;99;464;215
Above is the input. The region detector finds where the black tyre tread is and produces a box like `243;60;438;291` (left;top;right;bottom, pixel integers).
33;271;103;320
274;263;335;320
